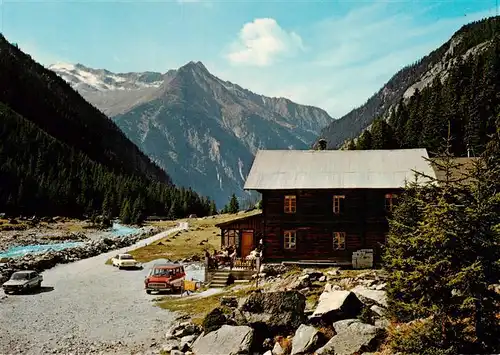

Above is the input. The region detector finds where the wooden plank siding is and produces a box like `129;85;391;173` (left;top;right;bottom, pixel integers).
260;189;401;262
217;214;264;257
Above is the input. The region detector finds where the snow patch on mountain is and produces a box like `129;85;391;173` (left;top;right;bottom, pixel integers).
49;62;163;92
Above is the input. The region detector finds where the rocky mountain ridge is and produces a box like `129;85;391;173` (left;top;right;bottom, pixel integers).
320;16;500;149
50;61;334;207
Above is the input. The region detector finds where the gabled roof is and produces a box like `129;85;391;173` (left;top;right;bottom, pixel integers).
244;149;436;190
215;212;263;228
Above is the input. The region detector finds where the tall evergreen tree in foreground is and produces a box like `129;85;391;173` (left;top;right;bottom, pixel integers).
384;128;500;354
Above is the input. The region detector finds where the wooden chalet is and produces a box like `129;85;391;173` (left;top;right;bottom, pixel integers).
215;211;264;259
219;146;439;265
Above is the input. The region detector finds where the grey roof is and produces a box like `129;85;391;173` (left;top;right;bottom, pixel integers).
244;148;436;190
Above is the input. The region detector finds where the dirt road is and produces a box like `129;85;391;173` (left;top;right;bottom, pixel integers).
0;223;188;355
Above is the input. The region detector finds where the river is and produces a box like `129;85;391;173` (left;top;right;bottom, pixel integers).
0;222;142;259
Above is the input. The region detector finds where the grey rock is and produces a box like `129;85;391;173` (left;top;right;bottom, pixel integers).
310;291;363;321
180;335;197;352
161;340;179;352
239;291;306;334
370;305;385;317
350;286;388;308
332;319;362;334
291;324;319;355
170;350;184;355
191;325;253;355
374;318;390;329
315;322;386;355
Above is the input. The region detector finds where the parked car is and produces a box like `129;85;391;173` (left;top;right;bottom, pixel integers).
2;270;43;294
111;253;141;269
144;264;185;294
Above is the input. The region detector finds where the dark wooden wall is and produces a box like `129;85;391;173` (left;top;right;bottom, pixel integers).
219;214;264;255
260;189;401;261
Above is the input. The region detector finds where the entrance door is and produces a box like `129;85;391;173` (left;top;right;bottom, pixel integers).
241;230;254;259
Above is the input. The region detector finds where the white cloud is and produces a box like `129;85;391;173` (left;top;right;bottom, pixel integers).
215;3;496;118
226;18;304;67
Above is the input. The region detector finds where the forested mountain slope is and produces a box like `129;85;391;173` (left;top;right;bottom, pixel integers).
346;17;500;157
0;35;213;218
320;16;500;151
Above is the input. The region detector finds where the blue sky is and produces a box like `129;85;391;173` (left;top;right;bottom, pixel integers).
2;0;499;117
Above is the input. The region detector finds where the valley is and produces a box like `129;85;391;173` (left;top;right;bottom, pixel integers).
0;7;499;355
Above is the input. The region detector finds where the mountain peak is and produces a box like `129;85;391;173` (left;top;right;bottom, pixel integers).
179;60;208;72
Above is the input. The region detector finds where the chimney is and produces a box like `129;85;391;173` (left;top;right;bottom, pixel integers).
318;139;327;151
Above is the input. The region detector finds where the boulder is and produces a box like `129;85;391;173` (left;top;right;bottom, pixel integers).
370;305;385;317
287;276;311;290
239;291;306;335
191;325;253;355
350;286;387;308
202;307;234;334
310;291;363;321
174;322;201;338
161;339;179;352
315;322;386;355
180;334;197;351
291;324;320;355
259;264;291;277
332;319;362;334
374;318;389;329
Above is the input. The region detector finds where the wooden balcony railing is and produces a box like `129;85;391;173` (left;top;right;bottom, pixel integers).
206;256;257;271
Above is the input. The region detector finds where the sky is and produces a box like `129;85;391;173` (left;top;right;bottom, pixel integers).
2;0;499;118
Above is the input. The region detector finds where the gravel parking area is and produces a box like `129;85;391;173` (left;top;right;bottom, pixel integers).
0;223;188;355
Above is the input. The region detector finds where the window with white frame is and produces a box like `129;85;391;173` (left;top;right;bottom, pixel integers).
333;195;345;214
284;230;296;250
284;195;297;214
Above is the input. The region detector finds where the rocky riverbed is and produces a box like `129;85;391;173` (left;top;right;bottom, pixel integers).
0;224;188;355
0;225;162;285
0;217;120;253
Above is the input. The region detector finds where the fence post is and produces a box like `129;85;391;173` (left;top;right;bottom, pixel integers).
255;256;261;288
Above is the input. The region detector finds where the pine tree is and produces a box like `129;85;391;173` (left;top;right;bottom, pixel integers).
370;118;397;149
131;196;145;225
356;130;372;150
228;194;239;214
101;192;112;218
209;201;217;215
120;199;132;224
168;199;179;220
346;139;356;150
384;129;500;353
460;117;500;352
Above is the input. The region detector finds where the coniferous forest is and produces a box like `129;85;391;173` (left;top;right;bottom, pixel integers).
346;17;500;157
0;35;214;219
